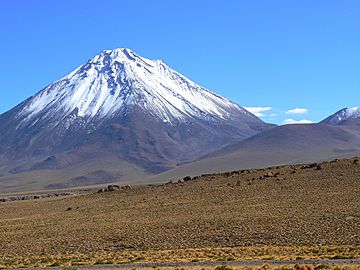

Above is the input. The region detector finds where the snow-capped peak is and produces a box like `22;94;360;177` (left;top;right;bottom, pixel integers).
321;106;360;125
345;106;360;117
17;48;249;125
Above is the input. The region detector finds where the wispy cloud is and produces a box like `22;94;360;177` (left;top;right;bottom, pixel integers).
244;106;272;117
282;119;313;125
286;108;309;115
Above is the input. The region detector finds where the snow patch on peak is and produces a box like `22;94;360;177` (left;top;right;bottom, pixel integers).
337;107;360;122
346;106;360;116
322;106;360;125
17;48;249;126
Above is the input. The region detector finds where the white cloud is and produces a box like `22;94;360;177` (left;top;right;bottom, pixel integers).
282;119;313;125
244;106;272;117
269;113;277;117
286;108;309;115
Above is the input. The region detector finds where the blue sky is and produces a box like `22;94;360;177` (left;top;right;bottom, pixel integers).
1;0;359;124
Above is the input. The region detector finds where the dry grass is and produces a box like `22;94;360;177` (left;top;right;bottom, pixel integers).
0;158;359;268
0;246;359;269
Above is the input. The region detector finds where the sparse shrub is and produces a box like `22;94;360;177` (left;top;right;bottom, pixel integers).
215;266;233;270
71;262;87;266
133;256;145;262
330;254;355;259
314;265;331;270
259;264;272;270
295;264;314;270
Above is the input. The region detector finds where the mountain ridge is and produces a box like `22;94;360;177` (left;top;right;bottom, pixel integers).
0;48;273;191
155;120;360;181
321;106;360;125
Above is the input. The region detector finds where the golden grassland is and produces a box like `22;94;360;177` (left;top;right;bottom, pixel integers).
1;245;360;268
0;158;359;268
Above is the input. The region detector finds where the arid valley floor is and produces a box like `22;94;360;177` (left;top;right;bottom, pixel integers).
0;158;359;269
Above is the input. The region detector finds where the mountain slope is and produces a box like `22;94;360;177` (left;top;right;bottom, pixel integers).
0;48;272;191
155;122;360;180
